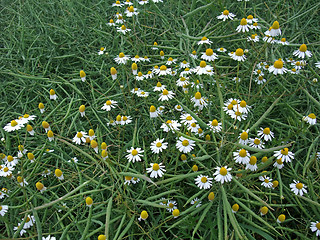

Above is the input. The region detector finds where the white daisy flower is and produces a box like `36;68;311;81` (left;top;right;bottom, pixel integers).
161;120;181;133
293;44;312;59
260;176;273;188
138;0;148;4
249;138;265;149
131;55;144;63
246;15;258;24
201;48;218;62
23;215;35;229
180;113;196;126
247;34;259;42
269;21;281;37
189;50;197;59
124;176;132;185
17;114;36;124
72;131;88;145
158;89;175;101
191;198;202;208
250;22;261;30
180;60;190;69
166;200;177;212
117;25;131;34
41;169;51;177
277;38;289;45
236;18;250;32
238;129;249;145
174;105;183;111
155;65;172;76
144;71;154;79
3;120;24;132
315;62;320;69
114;52;130;65
49;89;57;100
273;148;294;163
126;147;144;163
193;61;214;75
229;110;247;121
101;100;118;111
208;119;222;133
137;91;149;98
124;0;133;5
233;149;250;164
166;57;177;65
229;48;246;61
302;113;316;125
176;136;196;153
98;47;105;55
121;115;132;125
131;177;140;184
255;75;266;85
153;82;166;92
146;163;166;178
217;47;227;53
107;19;115;26
268;59;287;75
0;205;8;216
42;235;56;240
191;92;208;110
213;166;232;184
112;1;124;7
195;175;213;189
188;122;200;133
150;138;168;154
310;221;320;236
131;87;141;95
197;37;212;45
176;77;190;87
149;105;159;118
245;156;258;171
273;158;285;169
6;155;18;167
125;6;138;17
290;180;307;196
14;223;27;236
0;166;15;177
257;127;274;141
217;9;236;21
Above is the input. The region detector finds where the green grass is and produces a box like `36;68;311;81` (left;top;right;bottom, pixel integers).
0;0;320;239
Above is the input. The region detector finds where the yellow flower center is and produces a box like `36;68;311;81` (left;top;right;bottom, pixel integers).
261;156;268;163
249;156;257;165
192;165;198;171
308;113;316;119
260;207;268;215
79;105;85;112
251;35;256;39
263;128;270;135
191;122;197;127
28;153;34;160
168;203;174;208
220;167;228;176
258;76;263;80
240;18;247;25
201;177;207;183
240;132;248;140
89;129;94;136
235;48;244;56
77;132;83;138
180;154;187;161
131;149;138;156
109;19;114;23
264;179;269;183
17;176;23;183
91;140;98;148
235;111;241;116
172;209;180;217
121;25;126;30
272;21;279;29
156;142;162;147
3;167;9;172
36;182;44;190
159;65;167;72
211;119;218;126
299;44;307;52
42;121;49;128
227;104;233;110
110;67;117;75
80;70;86;77
166;120;172;124
192;50;196;55
281;148;289;155
276;158;283;164
101;150;108;158
50;89;55;95
223;10;229;15
160;51;164;56
195;92;201;99
7;155;13;162
150;106;156;112
141;210;148;219
316;223;320;230
253;138;260;145
39;103;44;109
55;169;62;177
205;48;213;56
47;130;53;137
296;183;303;189
208;192;215;201
182;140;189;146
116;115;122;121
239;149;247;157
98;235;107;240
128;6;134;12
232;204;239;212
123;116;128;121
274;60;283;69
199;61;206;68
11;120;18;127
240;100;246;107
86;197;93;205
201;36;207;41
272;180;279;188
152;163;160;171
125;176;132;181
162;89;169;95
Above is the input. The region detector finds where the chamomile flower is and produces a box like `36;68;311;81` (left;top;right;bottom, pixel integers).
54;169;64;180
135;72;144;81
6;155;18;167
73;131;87;145
3;120;23;132
188;122;200;133
149;105;158;118
25;124;35;136
126;147;144;163
213;166;232;184
42;121;51;133
121;115;132;125
125;6;138;17
260;207;268;216
229;48;246;61
79;105;86;117
23;215;35;229
131;55;143;63
150;138;168;154
257;127;274;141
233;149;250;164
138;210;148;221
47;130;54;142
124;0;133;5
166;200;177;212
195;175;213;189
107;19;115;26
39;102;45;113
269;21;281;37
230;110;247;121
246;15;258;24
208;119;222;133
159;50;165;59
117;25;131;34
249;137;265;149
90;140;98;153
247;34;259;42
176;136;196;153
174;105;183;111
217;9;236;21
180;68;193;77
88;129;96;141
180;60;190;69
263;35;275;44
260;176;273;188
146;163;166;178
132;177;140;184
161;120;181;133
86;197;93;207
180;113;196;126
158;89;175;101
277;38;289;45
166;57;177;65
124;176;132;185
42;235;56;240
201;48;218;61
191;92;208;110
293;44;312;58
17;176;28;186
191;198;202;208
303;113;317;125
144;71;154;79
274;148;294;163
255;75;266;85
0;166;14;177
290;180;307;196
310;221;320;236
101;100;118;111
236;18;250;32
217;47;227;53
197;36;212;45
137;91;149;98
156;65;172;76
273;158;284;169
49;89;57;100
246;156;258;171
0;205;8;216
316;62;320;69
250;22;261;30
98;47;105;55
238;129;249;145
114;52;130;64
112;1;123;7
268;59;287;75
190;50;197;59
193;61;214;75
138;0;148;5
